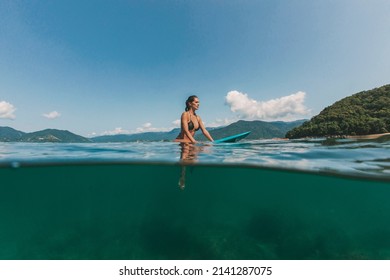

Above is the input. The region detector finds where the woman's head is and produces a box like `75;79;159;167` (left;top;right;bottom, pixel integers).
185;95;199;112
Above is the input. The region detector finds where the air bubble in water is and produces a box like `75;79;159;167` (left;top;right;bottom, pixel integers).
11;162;20;168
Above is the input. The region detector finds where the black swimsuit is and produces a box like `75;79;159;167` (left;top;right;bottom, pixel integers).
188;115;200;131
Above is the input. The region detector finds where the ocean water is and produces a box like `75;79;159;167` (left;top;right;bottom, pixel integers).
0;137;389;260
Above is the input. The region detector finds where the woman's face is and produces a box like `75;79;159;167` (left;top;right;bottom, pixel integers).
190;98;200;110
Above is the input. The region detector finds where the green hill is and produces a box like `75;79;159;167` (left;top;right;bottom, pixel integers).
196;120;306;141
0;127;26;142
0;127;90;143
21;129;91;143
286;84;390;139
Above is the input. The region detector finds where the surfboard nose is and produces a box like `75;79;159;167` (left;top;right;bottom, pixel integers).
213;131;251;143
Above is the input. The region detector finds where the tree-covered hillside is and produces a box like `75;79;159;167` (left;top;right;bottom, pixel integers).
286;84;390;139
21;129;91;143
0;127;26;141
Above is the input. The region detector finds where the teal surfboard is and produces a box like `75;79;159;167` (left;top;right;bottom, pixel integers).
213;131;251;143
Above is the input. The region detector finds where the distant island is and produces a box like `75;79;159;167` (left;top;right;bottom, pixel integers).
286;84;390;139
0;119;306;143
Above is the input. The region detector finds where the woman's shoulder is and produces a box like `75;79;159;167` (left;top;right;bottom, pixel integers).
181;111;189;119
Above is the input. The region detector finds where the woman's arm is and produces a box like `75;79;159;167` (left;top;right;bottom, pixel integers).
198;116;214;142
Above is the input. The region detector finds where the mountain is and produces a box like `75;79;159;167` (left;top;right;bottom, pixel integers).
196;120;306;141
1;119;305;143
0;127;26;142
91;120;306;142
0;127;91;143
21;129;91;143
286;84;390;139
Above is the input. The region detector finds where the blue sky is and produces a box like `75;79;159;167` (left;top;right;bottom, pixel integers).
1;0;389;137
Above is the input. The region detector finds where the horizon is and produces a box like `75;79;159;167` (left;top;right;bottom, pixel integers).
1;1;390;137
1;118;309;138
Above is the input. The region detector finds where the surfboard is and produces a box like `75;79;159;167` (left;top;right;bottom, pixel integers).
213;131;251;143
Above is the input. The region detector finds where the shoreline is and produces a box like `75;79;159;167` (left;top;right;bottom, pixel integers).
345;132;390;140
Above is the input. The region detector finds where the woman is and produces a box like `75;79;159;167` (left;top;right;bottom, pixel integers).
175;95;213;190
175;95;214;143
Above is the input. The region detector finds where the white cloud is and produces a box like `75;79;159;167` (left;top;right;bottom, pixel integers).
172;119;181;127
135;123;163;133
102;127;130;135
135;122;182;133
225;90;310;121
0;101;16;119
42;111;61;119
101;121;181;136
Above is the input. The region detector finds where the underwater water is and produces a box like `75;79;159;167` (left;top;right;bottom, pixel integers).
0;138;389;260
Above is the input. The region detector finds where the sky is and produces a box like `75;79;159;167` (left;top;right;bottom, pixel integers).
1;0;389;137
